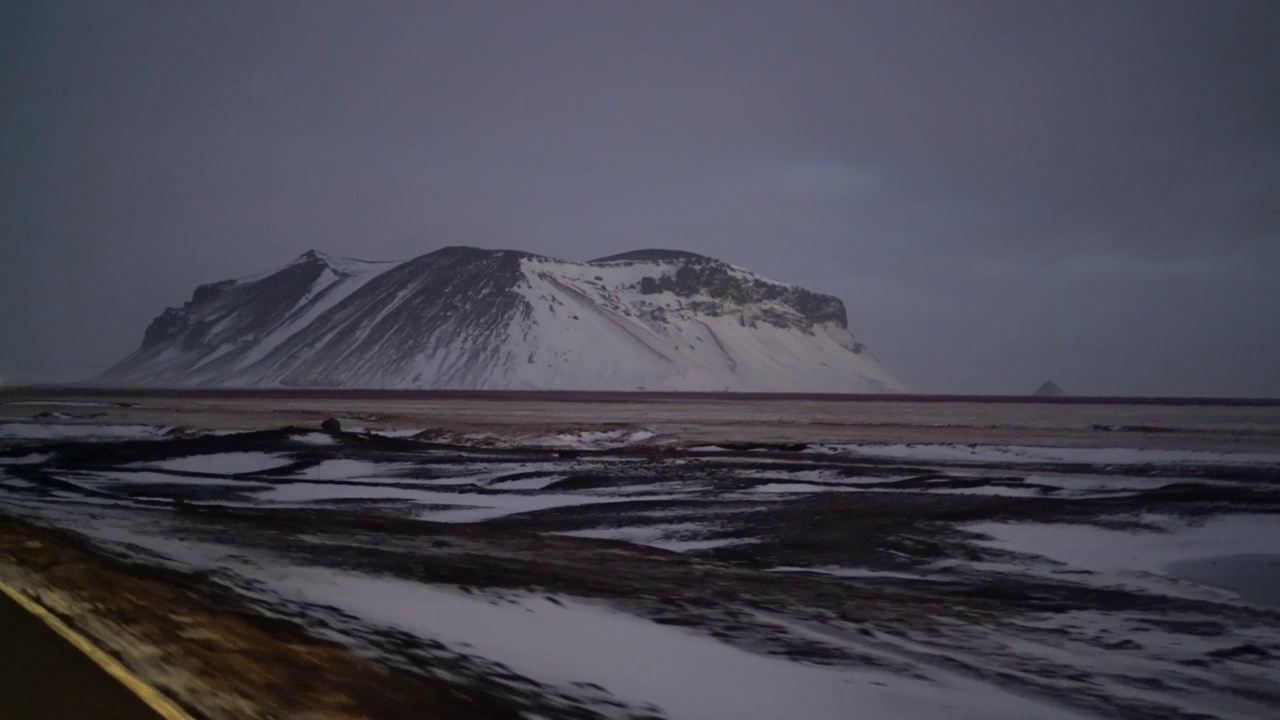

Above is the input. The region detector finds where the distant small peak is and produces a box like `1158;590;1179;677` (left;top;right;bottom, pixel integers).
1033;381;1065;397
589;249;715;264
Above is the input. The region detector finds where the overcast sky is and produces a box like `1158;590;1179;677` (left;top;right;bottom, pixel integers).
3;1;1277;395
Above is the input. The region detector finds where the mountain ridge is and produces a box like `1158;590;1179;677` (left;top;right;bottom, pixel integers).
103;247;905;393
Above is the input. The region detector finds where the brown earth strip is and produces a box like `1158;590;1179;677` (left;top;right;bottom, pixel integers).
0;514;519;720
4;388;1279;451
0;587;166;720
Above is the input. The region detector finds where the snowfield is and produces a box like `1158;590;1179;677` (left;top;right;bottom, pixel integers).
2;399;1278;720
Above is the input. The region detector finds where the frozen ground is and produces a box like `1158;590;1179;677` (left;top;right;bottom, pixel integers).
2;401;1279;720
3;388;1279;450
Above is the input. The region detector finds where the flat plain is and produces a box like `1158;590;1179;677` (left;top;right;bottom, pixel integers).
2;388;1278;719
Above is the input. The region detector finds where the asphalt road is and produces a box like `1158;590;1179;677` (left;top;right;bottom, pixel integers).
0;588;163;720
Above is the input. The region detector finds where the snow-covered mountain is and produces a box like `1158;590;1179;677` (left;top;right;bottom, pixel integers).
102;247;905;392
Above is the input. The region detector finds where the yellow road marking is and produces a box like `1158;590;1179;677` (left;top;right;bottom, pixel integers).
0;579;197;720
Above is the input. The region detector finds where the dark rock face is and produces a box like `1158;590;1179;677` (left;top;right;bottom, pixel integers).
112;251;356;383
623;256;847;328
138;256;333;354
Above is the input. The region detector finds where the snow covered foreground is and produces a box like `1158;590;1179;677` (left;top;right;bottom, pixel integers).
19;498;1276;720
11;506;1081;720
4;421;1279;719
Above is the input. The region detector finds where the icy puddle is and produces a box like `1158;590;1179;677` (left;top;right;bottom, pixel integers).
963;514;1280;602
1166;554;1280;607
822;443;1280;467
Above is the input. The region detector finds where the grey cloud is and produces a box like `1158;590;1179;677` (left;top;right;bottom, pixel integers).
2;0;1277;394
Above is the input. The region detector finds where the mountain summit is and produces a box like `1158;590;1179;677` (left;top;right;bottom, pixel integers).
102;247;904;392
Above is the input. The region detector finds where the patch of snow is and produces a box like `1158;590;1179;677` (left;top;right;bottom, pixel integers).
4;400;115;407
372;428;426;438
963;514;1280;602
525;429;657;449
148;452;291;474
966;515;1280;574
254;483;685;522
292;433;338;446
750;482;856;494
295;459;415;480
487;474;564;490
652;537;751;552
93;471;273;488
914;485;1045;498
421;462;572;486
736;468;886;484
0;453;50;465
268;568;1082;720
768;566;940;581
555;522;745;552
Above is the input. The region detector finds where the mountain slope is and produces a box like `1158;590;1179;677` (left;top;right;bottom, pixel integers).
103;251;396;385
103;247;905;392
